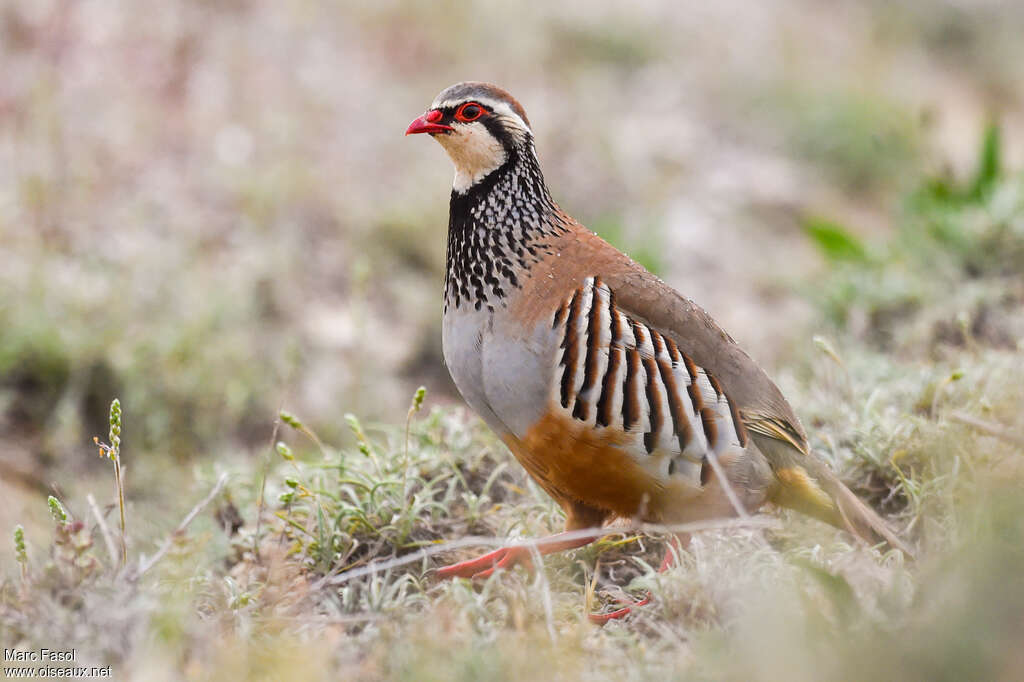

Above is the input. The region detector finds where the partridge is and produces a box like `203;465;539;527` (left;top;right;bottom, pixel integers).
406;82;909;618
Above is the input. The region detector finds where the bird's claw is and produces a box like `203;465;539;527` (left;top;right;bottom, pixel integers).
588;591;652;624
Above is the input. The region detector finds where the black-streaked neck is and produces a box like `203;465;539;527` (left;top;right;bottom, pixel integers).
444;147;566;313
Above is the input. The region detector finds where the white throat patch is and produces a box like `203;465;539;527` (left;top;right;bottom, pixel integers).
435;123;508;193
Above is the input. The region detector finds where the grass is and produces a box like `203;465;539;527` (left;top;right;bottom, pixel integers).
2;127;1022;680
773;86;924;196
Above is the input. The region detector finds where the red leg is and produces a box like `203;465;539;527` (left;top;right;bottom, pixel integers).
436;531;600;580
657;532;688;572
589;533;690;624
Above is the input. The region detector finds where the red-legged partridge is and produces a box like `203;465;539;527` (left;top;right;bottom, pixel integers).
406;82;909;621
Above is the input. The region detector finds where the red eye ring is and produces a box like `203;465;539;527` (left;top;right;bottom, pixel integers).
455;102;485;123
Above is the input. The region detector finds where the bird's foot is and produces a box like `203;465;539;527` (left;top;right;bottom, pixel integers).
588;592;652;624
588;533;687;624
435;545;534;580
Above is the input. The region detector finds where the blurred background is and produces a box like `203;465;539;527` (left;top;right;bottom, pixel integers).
2;0;1023;544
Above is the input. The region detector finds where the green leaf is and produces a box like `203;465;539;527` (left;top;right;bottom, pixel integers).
803;216;869;263
317;504;331;570
968;122;1001;201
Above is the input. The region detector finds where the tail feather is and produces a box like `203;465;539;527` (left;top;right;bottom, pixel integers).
813;464;915;558
752;432;913;558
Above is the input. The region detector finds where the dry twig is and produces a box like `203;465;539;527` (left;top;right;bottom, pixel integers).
86;493;119;567
133;473;229;579
949;411;1024;448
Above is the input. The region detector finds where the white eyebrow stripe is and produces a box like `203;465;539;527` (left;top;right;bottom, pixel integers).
430;97;530;133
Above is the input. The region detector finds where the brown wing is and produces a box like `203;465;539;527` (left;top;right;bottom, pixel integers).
574;228;911;553
529;221;809;454
506;220;908;551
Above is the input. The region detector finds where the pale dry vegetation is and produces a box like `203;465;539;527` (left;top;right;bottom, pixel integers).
2;1;1024;680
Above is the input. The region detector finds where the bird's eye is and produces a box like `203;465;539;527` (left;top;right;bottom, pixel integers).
455;103;484;122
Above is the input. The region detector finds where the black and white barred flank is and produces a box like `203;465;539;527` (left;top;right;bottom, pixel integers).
553;276;748;467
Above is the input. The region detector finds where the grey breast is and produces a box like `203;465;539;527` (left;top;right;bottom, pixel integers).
442;305;510;437
443;303;557;440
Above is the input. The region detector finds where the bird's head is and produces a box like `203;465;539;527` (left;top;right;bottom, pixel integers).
406;82;533;193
